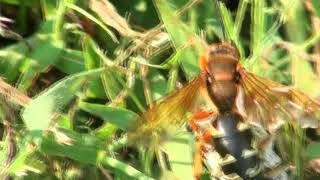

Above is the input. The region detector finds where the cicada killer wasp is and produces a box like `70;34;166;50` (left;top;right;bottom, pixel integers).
128;0;320;179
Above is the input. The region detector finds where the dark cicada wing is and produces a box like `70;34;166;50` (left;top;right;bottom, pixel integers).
237;68;320;132
128;75;207;146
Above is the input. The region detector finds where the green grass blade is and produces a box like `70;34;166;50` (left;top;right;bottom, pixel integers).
22;68;105;131
79;101;138;130
66;3;118;43
153;0;203;79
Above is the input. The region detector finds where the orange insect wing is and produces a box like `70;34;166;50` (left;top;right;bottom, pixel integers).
237;67;320;132
128;75;206;146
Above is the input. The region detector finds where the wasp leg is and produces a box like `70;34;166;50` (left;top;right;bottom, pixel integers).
198;128;230;180
187;111;214;132
188;111;228;179
187;111;213;179
194;137;204;180
187;118;200;134
199;55;208;72
203;146;235;180
264;164;291;179
251;125;289;180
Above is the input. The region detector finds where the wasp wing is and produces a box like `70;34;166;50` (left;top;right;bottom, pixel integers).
237;68;320;132
128;75;207;145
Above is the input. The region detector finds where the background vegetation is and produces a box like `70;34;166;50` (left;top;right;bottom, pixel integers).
1;0;320;179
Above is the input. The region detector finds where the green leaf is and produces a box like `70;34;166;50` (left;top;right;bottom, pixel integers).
0;0;38;6
57;115;73;129
22;68;105;131
306;142;320;160
94;123;118;140
18;34;64;91
312;0;320;17
100;156;154;180
154;0;203;79
284;1;320;96
6;135;36;174
55;48;85;74
79;102;138;130
0;146;5;164
0;19;61;82
219;2;244;59
101;70;122;100
83;36;101;70
82;36;110;99
40;129;105;165
0;42;28;81
163;132;195;180
148;69;167;100
132;57;166;69
40;129;152;179
82;36;122;100
66;3;118;43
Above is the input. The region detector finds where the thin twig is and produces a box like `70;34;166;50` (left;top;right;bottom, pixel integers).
0;78;31;107
109;61;137;107
140;65;153;108
304;0;320;74
100;167;113;180
0;100;17;180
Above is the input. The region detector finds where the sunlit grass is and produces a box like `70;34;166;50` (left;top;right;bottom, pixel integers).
0;0;320;179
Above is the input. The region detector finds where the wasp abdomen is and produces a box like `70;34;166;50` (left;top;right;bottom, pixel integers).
213;112;264;179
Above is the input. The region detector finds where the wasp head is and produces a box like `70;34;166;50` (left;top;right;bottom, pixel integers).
200;42;240;76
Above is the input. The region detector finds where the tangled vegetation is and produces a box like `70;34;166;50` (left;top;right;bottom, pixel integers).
1;0;320;179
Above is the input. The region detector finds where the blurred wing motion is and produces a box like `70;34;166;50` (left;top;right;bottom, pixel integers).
129;75;206;146
238;68;320;132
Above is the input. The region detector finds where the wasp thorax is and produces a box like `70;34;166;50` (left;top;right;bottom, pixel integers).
204;43;240;112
